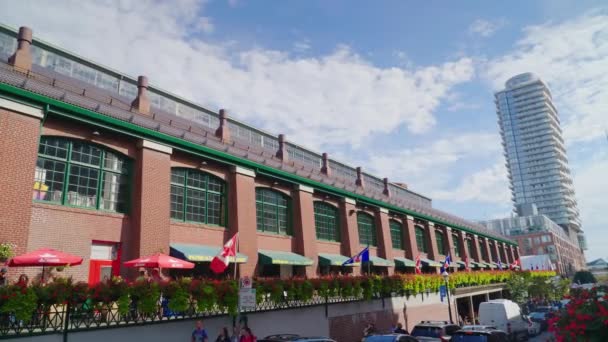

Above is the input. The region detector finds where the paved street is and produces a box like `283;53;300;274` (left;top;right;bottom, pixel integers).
529;331;555;342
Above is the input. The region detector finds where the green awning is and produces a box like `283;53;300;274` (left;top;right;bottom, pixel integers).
318;253;359;267
469;261;483;268
170;243;248;263
258;250;313;266
456;261;466;267
491;262;502;269
394;257;416;267
365;256;394;267
480;262;493;269
421;258;442;267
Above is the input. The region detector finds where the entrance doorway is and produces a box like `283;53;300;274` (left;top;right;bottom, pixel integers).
88;241;120;285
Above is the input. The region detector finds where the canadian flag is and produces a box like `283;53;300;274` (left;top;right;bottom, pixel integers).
415;254;422;274
509;258;520;270
210;233;238;274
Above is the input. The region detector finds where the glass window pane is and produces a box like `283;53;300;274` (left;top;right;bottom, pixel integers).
34;158;65;202
67;165;99;208
171;184;185;220
255;188;290;235
104;151;128;174
101;172;128;212
436;231;445;255
390;220;403;249
186;171;206;189
453;234;460;257
38;137;69;160
186;188;205;223
357;213;376;247
207;191;223;225
71;142;102;166
171;168;186;185
314;202;339;241
416;227;427;253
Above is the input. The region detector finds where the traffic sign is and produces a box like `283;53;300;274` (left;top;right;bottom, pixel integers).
239;288;256;310
240;276;252;289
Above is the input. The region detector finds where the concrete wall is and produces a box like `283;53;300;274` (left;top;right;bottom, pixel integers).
9;292;461;342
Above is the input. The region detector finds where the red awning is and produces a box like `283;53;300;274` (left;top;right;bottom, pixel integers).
123;253;194;269
8;248;83;267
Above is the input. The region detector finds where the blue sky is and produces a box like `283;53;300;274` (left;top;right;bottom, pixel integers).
2;0;607;260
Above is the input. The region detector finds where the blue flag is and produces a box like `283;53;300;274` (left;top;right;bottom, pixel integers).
498;260;503;270
441;254;451;273
342;247;370;266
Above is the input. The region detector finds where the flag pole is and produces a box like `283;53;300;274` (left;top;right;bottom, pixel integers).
367;245;371;275
233;233;239;281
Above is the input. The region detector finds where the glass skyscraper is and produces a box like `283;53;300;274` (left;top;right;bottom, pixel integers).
495;73;586;250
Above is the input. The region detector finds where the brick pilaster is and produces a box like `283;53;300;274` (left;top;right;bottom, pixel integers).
228;166;258;277
0;99;44;257
340;198;360;275
376;208;394;275
444;227;455;259
403;216;419;260
293;185;317;278
508;245;515;264
492;241;502;263
483;238;493;264
426;222;439;261
471;235;482;262
457;230;468;262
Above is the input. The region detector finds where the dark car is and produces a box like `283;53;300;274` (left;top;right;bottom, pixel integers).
410;321;461;341
258;334;336;342
363;334;419;342
528;312;554;331
451;326;508;342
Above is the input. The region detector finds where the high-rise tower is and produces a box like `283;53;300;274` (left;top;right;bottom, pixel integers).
495;73;586;250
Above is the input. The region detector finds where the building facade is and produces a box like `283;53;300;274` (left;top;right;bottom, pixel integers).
495;73;586;250
480;214;585;275
0;25;518;283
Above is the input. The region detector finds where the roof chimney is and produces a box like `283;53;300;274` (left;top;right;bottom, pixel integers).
276;134;287;161
8;26;33;71
383;178;390;197
131;76;150;115
355;167;364;188
321;152;331;176
215;109;230;141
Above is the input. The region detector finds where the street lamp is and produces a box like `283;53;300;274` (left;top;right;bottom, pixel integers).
442;270;454;324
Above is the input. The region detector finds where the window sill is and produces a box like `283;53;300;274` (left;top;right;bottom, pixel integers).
257;232;293;239
317;240;341;245
170;220;226;231
31;201;127;218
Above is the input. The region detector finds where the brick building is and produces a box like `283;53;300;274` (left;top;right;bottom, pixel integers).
0;25;519;283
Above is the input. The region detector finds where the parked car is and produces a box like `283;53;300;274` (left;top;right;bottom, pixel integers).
363;334;419;342
527;319;541;337
451;326;508;342
258;334;336;342
529;311;554;331
478;299;528;341
410;321;461;341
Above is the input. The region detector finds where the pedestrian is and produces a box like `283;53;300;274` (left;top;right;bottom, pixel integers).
240;327;256;342
230;326;241;342
0;268;7;286
393;323;408;334
363;322;377;336
216;327;230;342
191;320;209;342
16;274;28;287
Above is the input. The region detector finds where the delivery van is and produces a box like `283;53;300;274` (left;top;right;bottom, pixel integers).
478;299;529;341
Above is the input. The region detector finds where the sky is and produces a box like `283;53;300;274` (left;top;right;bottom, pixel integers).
1;0;607;260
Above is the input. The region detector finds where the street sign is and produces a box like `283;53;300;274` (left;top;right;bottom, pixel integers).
239;288;256;310
240;276;252;289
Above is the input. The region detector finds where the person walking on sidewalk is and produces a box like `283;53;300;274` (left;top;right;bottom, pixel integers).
192;320;209;342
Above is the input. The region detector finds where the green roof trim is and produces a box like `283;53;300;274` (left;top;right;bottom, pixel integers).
365;256;394;267
420;258;442;267
0;81;517;246
258;250;314;266
318;253;358;267
170;243;248;263
394;257;416;267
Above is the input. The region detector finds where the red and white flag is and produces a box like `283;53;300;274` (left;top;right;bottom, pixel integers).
509;258;520;270
210;233;238;274
415;254;422;274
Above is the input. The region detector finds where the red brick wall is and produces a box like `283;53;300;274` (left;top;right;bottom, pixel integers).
228;170;258;277
257;233;293;251
0;108;40;257
317;241;341;254
170;223;227;246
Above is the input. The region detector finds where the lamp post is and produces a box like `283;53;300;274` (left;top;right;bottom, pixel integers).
442;270;454;324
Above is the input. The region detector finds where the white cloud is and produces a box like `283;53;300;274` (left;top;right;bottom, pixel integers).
469;19;507;37
196;17;214;34
484;12;608;144
293;40;311;52
432;161;510;204
0;0;474;149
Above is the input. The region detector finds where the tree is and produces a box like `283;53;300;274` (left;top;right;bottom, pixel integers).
573;271;597;284
505;273;530;306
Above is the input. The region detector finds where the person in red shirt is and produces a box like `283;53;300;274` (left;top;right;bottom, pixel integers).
239;327;256;342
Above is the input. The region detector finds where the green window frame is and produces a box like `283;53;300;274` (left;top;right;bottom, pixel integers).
415;226;427;253
314;201;340;242
170;168;226;226
479;240;488;261
256;188;291;235
466;238;474;258
357;212;377;247
389;220;404;250
435;230;446;255
452;233;461;257
34;137;130;213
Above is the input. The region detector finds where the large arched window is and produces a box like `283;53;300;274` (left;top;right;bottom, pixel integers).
479;240;488;261
489;242;498;261
256;188;291;235
170;168;226;225
452;233;461;257
435;230;446;255
33;137;130;213
314;202;339;241
357;212;377;247
466;238;474;258
415;226;427;253
389;220;404;250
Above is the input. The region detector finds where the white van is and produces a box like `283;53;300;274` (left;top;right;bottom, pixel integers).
478;299;529;341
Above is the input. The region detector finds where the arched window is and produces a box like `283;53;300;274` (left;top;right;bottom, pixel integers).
389;220;404;250
466;238;474;258
34;137;130;213
479;240;488;261
415;226;427;253
490;242;498;261
357;212;377;247
314;202;339;241
452;233;461;257
435;230;446;255
170;168;226;225
256;188;291;235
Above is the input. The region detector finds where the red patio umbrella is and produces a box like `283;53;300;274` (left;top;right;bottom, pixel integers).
123;253;194;269
8;248;83;282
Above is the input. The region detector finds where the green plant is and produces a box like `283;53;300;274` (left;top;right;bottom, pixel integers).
0;243;15;260
0;286;38;323
573;271;597;285
168;286;189;313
